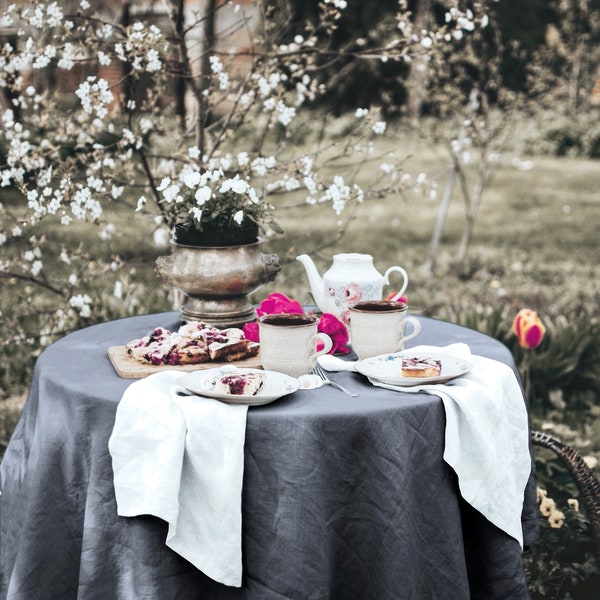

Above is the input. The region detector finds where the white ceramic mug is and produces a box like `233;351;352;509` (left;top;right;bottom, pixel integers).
259;314;333;378
349;301;421;360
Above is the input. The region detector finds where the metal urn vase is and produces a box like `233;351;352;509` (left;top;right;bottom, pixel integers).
155;239;280;327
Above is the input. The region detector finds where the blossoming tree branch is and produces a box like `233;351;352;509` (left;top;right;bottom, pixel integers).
0;0;489;347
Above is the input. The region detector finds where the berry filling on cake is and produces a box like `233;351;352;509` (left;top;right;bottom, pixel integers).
213;372;265;396
401;356;442;378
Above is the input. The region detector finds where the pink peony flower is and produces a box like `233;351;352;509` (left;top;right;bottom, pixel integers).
318;313;350;354
242;321;259;342
255;292;304;317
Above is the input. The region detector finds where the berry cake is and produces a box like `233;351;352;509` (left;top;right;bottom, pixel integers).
401;356;442;378
213;372;265;396
126;322;259;366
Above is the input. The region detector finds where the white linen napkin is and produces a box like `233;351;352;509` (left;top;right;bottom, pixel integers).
108;370;248;587
369;343;531;548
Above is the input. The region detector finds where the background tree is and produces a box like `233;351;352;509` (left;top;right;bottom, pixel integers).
0;0;485;392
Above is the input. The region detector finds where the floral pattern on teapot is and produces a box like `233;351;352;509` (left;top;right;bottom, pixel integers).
326;281;383;325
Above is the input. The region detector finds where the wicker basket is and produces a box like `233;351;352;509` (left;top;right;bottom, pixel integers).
531;430;600;558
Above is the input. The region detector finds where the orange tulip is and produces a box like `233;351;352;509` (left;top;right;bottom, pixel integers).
512;309;546;349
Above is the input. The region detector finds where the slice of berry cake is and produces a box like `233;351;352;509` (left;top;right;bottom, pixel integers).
213;372;265;396
401;356;442;378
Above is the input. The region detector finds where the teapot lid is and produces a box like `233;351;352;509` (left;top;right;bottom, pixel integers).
333;253;373;262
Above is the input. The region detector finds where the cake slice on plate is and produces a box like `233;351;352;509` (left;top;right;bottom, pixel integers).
401;356;442;378
213;372;266;396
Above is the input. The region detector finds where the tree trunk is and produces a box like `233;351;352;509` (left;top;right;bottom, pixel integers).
427;164;457;274
197;0;219;155
456;161;487;267
172;0;186;130
405;0;433;124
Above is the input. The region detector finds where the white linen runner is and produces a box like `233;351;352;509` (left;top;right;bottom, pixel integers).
108;370;248;587
369;343;532;548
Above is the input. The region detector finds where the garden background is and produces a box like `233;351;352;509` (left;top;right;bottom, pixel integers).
1;1;599;598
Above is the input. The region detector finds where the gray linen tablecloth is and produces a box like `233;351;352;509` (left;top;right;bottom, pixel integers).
0;312;538;600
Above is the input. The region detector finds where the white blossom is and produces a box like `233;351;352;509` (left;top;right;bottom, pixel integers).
157;177;171;192
153;228;169;248
99;223;116;240
194;186;211;205
69;294;92;318
233;210;244;225
31;260;43;276
98;51;111;66
183;171;202;188
75;77;114;120
324;0;347;9
276;100;296;126
209;55;223;73
372;121;387;135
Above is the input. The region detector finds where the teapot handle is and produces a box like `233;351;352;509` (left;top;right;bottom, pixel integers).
383;266;408;300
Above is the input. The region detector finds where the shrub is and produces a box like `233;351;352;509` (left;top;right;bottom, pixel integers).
524;450;600;600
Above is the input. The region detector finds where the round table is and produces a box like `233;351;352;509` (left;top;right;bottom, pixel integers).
0;312;538;600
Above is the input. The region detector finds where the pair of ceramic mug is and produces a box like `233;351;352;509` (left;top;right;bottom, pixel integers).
259;302;420;377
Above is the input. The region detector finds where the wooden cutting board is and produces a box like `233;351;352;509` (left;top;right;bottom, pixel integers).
108;346;262;379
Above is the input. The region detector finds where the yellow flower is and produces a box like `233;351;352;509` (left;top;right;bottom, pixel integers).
536;487;548;503
548;510;565;528
540;496;556;517
567;498;579;512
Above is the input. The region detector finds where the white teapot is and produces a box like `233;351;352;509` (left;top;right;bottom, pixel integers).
296;253;408;324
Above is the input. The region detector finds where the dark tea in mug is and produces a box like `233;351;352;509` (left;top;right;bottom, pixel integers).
350;301;407;313
260;313;317;326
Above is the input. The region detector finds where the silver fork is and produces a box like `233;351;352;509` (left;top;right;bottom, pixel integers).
312;364;359;397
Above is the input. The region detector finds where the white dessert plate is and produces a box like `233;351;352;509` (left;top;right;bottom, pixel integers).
354;350;473;387
177;367;300;405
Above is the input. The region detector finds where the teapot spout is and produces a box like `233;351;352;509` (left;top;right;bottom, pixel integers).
296;254;327;312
